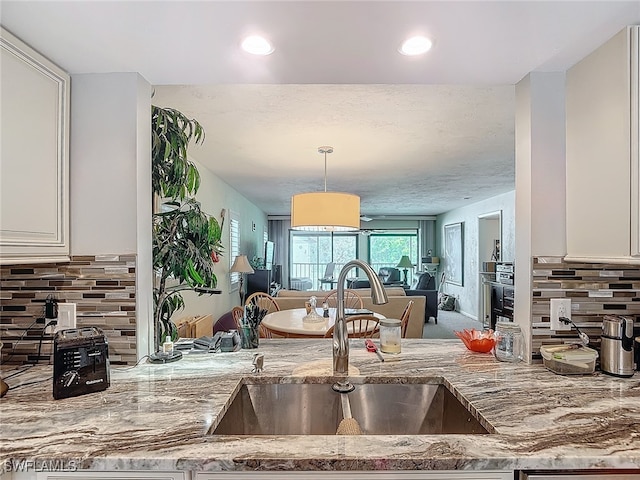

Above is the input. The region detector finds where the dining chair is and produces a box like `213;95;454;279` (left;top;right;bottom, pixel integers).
318;262;336;290
399;300;414;338
259;324;274;339
323;314;380;339
245;292;281;313
322;289;364;309
231;306;244;330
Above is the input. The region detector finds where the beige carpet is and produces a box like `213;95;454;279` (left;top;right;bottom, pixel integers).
422;310;485;339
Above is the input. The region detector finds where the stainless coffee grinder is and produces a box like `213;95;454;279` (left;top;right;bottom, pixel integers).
600;315;635;377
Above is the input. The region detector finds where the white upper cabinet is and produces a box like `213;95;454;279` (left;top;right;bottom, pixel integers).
0;27;70;264
565;26;640;264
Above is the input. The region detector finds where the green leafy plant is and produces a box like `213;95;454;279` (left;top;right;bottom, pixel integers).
152;106;223;345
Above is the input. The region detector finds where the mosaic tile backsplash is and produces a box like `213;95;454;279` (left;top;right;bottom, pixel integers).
0;255;137;366
531;256;640;359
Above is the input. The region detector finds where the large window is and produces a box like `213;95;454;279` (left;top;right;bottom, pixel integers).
368;231;418;283
289;231;358;289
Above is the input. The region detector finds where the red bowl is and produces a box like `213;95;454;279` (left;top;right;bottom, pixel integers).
454;329;496;353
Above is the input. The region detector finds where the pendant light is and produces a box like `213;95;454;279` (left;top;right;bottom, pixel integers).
290;147;360;231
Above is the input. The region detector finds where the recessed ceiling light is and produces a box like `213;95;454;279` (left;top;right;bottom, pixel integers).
241;35;274;56
399;36;433;56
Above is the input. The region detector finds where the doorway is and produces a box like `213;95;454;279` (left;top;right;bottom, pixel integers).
477;211;502;326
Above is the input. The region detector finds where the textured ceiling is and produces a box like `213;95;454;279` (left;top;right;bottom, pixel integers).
2;1;639;216
152;84;516;215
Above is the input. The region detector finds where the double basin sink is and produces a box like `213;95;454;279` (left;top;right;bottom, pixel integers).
209;377;493;436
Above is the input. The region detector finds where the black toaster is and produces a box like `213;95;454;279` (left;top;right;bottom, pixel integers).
53;327;110;400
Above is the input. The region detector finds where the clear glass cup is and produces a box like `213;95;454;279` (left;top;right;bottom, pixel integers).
494;321;523;362
379;319;401;354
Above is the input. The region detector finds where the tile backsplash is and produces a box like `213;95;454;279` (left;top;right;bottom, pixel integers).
531;256;640;358
0;255;137;365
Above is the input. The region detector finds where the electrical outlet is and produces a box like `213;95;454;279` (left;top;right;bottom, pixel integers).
550;298;571;331
53;303;76;333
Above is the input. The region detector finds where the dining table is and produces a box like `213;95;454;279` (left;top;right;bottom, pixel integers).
260;307;386;338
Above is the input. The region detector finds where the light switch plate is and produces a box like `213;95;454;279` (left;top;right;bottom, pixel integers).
550;298;571;331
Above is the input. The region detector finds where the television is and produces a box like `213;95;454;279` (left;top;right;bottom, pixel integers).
264;240;275;270
247;269;271;296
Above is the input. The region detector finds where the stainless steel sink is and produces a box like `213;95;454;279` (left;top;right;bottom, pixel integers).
209;378;493;435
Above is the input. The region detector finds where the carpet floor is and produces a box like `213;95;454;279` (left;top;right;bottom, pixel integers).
422;310;485;339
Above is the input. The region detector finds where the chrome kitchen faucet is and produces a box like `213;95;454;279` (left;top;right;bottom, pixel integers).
332;259;388;393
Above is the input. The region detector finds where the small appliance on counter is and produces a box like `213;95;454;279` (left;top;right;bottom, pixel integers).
600;315;635;378
53;327;110;400
495;262;514;285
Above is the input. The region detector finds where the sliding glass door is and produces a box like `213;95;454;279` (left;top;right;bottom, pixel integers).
289;231;358;290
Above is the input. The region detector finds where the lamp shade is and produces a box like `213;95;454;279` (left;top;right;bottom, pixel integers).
230;255;255;274
291;192;360;231
396;255;414;269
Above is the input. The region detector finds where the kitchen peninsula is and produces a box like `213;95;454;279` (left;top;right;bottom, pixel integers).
1;339;639;478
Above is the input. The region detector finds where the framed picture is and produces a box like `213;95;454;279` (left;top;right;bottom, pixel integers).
444;222;464;286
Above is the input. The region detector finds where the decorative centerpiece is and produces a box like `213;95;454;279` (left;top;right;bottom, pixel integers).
303;296;325;328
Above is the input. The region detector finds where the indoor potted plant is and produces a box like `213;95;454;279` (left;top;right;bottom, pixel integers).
152;106;224;352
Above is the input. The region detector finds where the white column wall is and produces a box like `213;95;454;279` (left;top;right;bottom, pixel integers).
70;73;153;358
515;72;566;362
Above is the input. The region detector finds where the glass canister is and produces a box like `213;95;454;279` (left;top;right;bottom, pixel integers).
494;321;524;363
379;319;401;354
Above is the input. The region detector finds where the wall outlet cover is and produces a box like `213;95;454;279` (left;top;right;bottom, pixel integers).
53;303;77;333
550;298;572;331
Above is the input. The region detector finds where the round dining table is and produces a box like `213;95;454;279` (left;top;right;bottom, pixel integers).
260;308;385;338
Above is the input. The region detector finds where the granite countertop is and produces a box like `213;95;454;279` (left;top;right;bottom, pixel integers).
1;339;640;474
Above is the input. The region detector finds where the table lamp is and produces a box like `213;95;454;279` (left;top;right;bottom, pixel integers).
230;254;255;305
396;255;414;286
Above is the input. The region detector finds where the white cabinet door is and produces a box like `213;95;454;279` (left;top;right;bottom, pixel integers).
195;471;513;479
0;27;70;264
565;26;640;264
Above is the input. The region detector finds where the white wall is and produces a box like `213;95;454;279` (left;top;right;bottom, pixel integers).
178;158;268;323
515;72;566;362
436;190;515;319
71;73;150;254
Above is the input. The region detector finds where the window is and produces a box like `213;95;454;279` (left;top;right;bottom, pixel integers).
229;211;240;288
289;231;358;289
368;231;418;283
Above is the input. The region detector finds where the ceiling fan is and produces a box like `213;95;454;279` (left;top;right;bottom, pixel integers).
360;214;391;222
359;228;385;236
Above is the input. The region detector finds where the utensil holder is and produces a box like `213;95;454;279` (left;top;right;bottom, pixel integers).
240;325;259;349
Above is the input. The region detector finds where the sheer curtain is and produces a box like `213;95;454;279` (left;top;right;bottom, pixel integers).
268;219;290;289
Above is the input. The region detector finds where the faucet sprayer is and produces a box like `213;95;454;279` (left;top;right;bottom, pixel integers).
332;259;388;393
